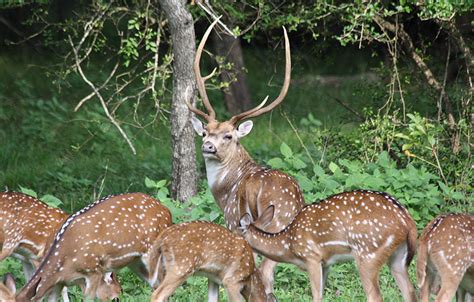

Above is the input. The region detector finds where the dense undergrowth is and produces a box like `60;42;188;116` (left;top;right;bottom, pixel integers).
0;47;471;301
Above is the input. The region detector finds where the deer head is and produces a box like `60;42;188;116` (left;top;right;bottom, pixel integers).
188;19;291;170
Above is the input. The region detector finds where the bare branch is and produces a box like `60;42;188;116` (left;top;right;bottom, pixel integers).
69;36;137;155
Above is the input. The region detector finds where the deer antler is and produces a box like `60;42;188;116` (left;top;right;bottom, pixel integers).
187;18;221;122
229;27;291;125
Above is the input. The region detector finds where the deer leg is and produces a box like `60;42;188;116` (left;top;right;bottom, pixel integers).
259;257;277;294
435;277;461;302
150;271;184;302
356;259;382;302
222;280;244;302
208;280;219;302
306;260;324;302
388;243;416;302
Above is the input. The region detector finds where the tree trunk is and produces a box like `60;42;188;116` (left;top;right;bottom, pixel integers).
212;31;252;114
158;0;197;201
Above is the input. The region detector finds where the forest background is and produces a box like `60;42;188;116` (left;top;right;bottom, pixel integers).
0;1;472;301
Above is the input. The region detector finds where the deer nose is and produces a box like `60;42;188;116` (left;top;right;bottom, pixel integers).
202;141;216;154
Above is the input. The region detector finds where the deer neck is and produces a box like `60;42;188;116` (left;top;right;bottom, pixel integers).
243;225;295;265
204;145;256;210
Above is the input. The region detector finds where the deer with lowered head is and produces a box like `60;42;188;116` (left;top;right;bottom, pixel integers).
417;213;473;302
15;192;172;301
188;19;305;294
240;190;418;302
148;221;275;302
0;191;122;301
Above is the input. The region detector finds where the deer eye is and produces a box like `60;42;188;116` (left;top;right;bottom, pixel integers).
224;134;233;140
202;131;207;137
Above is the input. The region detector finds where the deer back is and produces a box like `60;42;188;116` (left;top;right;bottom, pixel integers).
0;192;68;261
16;192;172;301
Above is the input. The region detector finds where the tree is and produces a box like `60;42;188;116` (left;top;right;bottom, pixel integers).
158;0;198;201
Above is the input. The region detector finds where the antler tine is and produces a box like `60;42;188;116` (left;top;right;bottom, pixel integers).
229;27;291;125
193;18;220;121
186;100;210;121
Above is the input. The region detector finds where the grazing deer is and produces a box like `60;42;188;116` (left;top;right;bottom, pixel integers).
188;19;305;293
239;190;418;302
148;221;274;302
417;213;473;302
0;192;68;280
0;192;122;301
0;273;16;301
15;192;172;301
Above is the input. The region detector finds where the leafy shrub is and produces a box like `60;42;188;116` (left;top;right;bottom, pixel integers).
268;144;468;228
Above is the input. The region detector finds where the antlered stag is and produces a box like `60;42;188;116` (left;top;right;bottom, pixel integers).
188;19;305;293
16;193;172;301
240;190;418;302
148;221;274;302
417;213;473;302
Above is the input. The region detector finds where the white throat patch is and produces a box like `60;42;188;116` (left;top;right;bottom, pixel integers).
205;159;223;188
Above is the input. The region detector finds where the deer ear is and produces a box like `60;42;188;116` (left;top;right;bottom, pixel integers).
236;120;253;138
191;116;206;136
254;205;275;229
4;273;16;294
239;213;253;229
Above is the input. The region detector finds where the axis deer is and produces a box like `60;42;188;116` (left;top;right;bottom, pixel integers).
188;19;305;293
148;221;274;302
0;192;122;301
16;192;172;301
417;213;473;302
0;192;68;280
0;273;16;301
239;190;418;302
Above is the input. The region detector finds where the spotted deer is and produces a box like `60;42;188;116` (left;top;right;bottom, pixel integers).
15;192;172;301
148;221;274;302
0;192;122;301
188;19;305;293
239;190;418;302
417;213;473;302
0;273;16;301
0;192;68;280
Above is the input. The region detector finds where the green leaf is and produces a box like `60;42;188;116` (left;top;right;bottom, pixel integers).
291;157;307;170
19;186;37;198
156;179;167;188
280;142;293;158
209;211;220;222
144;177;157;188
328;162;339;173
40;194;63;207
267;157;285;169
313;165;325;177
